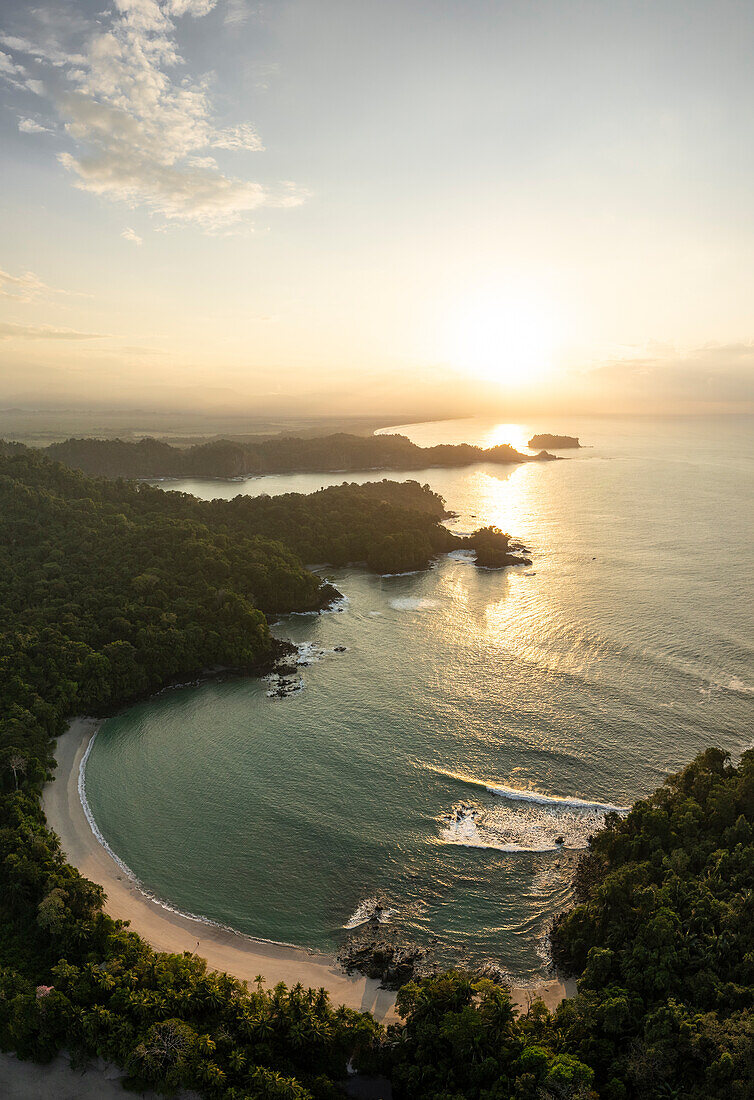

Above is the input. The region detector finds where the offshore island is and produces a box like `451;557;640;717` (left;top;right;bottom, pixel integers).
528;433;581;449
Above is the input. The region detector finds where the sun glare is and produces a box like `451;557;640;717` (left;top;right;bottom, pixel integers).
446;290;561;388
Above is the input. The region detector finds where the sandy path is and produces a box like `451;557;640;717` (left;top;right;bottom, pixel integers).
43;717;573;1026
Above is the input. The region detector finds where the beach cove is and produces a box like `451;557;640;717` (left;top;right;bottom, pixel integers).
44;717;573;1020
78;416;753;984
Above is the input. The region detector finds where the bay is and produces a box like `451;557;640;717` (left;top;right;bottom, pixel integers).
84;415;754;980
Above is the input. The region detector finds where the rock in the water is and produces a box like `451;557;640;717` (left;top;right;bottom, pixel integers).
338;928;428;990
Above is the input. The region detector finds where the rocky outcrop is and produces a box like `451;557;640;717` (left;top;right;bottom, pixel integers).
338;923;429;990
465;526;532;569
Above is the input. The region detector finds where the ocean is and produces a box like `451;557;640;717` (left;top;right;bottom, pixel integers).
83;416;753;981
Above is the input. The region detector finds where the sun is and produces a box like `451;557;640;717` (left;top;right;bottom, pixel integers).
445;289;560;387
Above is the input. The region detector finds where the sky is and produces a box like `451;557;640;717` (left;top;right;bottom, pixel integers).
0;0;752;417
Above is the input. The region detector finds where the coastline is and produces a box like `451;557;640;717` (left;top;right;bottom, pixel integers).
138;450;554;486
44;717;574;1024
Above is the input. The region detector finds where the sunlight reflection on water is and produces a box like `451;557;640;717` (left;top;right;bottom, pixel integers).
88;415;753;979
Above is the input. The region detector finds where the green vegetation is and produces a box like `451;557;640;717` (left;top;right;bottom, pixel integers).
386;749;754;1099
44;431;556;479
0;447;458;1096
383;752;752;1100
549;747;754;1099
467;526;530;569
0;447;462;780
1;444;751;1098
387;973;594;1099
528;434;580;449
191;478;459;574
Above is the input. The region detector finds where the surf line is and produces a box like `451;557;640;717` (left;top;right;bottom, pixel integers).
424;763;629;814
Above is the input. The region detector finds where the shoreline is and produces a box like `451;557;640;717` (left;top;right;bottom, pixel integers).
44;717;574;1024
139;451;551;485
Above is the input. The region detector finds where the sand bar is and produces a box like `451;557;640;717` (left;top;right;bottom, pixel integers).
43;717;573;1026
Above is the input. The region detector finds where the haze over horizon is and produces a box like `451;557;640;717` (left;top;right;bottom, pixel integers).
1;0;753;418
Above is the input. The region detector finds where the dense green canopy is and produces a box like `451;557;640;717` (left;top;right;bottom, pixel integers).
549;747;754;1099
386;750;754;1099
44;431;555;479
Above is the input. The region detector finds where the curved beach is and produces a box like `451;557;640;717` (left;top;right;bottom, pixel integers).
44;718;572;1022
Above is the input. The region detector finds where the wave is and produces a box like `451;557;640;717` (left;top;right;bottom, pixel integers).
286;593;350;617
439;804;582;853
389;597;439;611
487;784;628;814
343;897;395;929
445;837;570;853
295;641;328;665
424;765;628;814
321;594;349;614
79;729;136;881
381;569;424;578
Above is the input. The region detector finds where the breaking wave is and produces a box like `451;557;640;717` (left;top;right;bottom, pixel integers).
343;897;395;929
425;764;628;814
487;784;628;814
435;770;628;854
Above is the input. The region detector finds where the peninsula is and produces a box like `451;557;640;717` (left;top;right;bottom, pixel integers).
41;431;556;480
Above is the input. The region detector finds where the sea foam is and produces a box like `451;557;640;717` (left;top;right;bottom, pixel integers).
487;784;628;814
389;597;439;611
343;897;395;929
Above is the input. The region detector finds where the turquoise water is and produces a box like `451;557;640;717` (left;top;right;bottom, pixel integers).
85;416;754;981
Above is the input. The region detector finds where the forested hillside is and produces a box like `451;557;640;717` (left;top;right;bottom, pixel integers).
386;749;754;1100
548;747;754;1098
146;477;460;573
0;448;462;1097
44;431;556;479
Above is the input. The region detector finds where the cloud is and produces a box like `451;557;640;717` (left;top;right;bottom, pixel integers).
224;0;254;28
0;48;22;76
578;342;754;412
0;265;68;302
18;117;52;134
0;30;85;69
249;61;279;91
166;0;219;16
1;0;304;230
121;226;143;244
212;123;264;151
0;45;42;93
0;322;108;340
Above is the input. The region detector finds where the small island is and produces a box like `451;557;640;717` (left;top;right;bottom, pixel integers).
528;433;581;449
467;526;532;569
